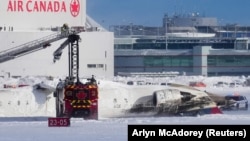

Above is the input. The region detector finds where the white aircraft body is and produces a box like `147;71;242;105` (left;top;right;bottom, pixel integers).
0;79;223;118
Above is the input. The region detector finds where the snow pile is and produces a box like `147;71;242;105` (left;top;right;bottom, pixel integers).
0;75;249;117
0;75;250;141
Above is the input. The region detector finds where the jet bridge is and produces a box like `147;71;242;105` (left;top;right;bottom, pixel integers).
0;26;84;63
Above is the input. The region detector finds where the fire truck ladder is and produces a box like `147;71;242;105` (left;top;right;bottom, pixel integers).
68;34;81;83
53;34;81;83
0;28;83;63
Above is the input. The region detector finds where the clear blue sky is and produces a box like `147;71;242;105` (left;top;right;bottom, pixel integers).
87;0;250;28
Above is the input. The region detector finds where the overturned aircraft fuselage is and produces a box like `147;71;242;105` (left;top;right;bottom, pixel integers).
98;82;222;118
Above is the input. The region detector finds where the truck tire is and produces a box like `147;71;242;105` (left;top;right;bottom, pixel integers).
56;96;63;117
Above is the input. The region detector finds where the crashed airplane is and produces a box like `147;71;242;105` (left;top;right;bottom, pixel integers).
97;82;224;118
35;80;226;118
0;80;226;118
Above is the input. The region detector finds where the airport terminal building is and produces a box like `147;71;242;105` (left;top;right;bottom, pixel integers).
111;13;250;76
1;1;250;78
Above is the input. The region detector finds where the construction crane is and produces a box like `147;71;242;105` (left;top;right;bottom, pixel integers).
52;31;98;120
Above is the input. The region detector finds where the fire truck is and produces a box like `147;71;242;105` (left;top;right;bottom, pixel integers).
52;30;98;120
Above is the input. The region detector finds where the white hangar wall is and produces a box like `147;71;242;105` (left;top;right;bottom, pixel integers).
0;31;114;78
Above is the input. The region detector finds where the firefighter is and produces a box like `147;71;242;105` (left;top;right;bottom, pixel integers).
90;75;97;84
61;23;69;36
87;75;97;84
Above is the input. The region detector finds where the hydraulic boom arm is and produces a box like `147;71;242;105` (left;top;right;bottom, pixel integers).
53;34;81;83
53;39;69;62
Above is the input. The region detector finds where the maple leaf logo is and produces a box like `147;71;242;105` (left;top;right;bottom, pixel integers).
70;0;80;17
76;91;87;99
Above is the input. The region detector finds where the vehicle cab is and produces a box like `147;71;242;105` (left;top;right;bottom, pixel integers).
224;95;248;110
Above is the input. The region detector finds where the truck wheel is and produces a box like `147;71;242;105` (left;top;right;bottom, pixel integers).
56;97;63;117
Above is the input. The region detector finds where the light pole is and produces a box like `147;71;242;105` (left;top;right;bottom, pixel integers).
130;22;133;36
165;21;168;50
219;19;224;38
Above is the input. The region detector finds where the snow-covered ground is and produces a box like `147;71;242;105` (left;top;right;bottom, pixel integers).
0;75;250;141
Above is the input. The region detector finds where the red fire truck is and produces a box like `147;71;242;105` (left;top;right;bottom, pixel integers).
49;31;98;127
